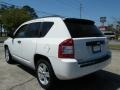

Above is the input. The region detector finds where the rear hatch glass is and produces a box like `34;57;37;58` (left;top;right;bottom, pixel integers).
64;19;104;38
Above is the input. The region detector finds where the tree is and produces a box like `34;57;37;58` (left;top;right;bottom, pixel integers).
0;9;3;36
1;8;32;32
107;24;115;32
23;5;38;19
0;15;2;36
112;17;120;40
0;4;8;9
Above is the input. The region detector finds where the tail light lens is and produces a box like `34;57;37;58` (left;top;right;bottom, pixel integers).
58;39;74;58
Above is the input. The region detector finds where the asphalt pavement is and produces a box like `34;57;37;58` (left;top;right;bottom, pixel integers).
0;46;120;90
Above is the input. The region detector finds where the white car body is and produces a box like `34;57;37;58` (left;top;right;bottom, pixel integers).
4;17;111;80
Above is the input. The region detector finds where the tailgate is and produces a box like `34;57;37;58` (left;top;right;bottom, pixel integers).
73;37;108;63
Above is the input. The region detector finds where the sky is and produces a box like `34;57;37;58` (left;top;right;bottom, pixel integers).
0;0;120;26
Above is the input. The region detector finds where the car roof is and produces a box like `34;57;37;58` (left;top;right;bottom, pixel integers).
22;16;94;25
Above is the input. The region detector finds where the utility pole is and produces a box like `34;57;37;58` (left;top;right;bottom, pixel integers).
80;2;82;19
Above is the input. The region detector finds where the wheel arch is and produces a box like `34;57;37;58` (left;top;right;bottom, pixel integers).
34;54;52;69
4;45;8;49
34;54;57;77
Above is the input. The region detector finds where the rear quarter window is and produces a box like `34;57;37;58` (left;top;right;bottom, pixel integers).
41;22;54;37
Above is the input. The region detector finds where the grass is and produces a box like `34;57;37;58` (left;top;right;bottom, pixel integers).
109;44;120;50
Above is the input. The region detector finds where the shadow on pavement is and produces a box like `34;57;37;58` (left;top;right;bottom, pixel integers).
17;64;36;77
53;70;120;90
17;64;120;90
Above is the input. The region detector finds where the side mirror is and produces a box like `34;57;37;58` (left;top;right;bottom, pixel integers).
7;32;14;38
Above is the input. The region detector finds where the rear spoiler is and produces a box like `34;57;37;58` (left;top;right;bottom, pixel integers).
64;18;95;25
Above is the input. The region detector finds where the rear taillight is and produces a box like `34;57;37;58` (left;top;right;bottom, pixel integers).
58;39;74;58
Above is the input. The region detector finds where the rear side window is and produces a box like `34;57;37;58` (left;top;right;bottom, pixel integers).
64;19;104;38
15;22;41;38
41;22;54;37
26;22;41;38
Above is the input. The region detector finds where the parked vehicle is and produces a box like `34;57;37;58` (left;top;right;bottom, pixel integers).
4;16;111;89
102;31;115;40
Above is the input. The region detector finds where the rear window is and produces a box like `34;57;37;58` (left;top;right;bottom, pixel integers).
64;19;104;38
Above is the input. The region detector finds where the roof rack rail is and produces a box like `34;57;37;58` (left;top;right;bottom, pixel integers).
28;15;66;22
38;15;65;19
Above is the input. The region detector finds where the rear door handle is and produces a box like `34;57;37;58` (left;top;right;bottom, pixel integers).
17;41;21;44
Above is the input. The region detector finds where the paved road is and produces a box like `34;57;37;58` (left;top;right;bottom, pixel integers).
0;43;3;47
0;46;120;90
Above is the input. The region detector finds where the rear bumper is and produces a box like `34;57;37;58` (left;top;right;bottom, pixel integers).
49;54;111;80
78;55;111;67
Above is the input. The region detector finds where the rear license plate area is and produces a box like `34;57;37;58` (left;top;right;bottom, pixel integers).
92;45;101;53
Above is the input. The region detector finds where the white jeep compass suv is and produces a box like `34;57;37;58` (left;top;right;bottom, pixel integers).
4;16;111;89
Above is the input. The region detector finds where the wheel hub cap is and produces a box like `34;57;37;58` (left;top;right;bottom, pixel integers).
37;63;50;85
5;49;9;62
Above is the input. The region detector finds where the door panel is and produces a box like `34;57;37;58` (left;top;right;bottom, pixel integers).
21;38;37;61
12;24;28;59
20;22;41;62
12;38;22;58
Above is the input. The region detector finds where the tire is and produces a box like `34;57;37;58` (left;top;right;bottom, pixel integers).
36;59;57;89
5;47;14;64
